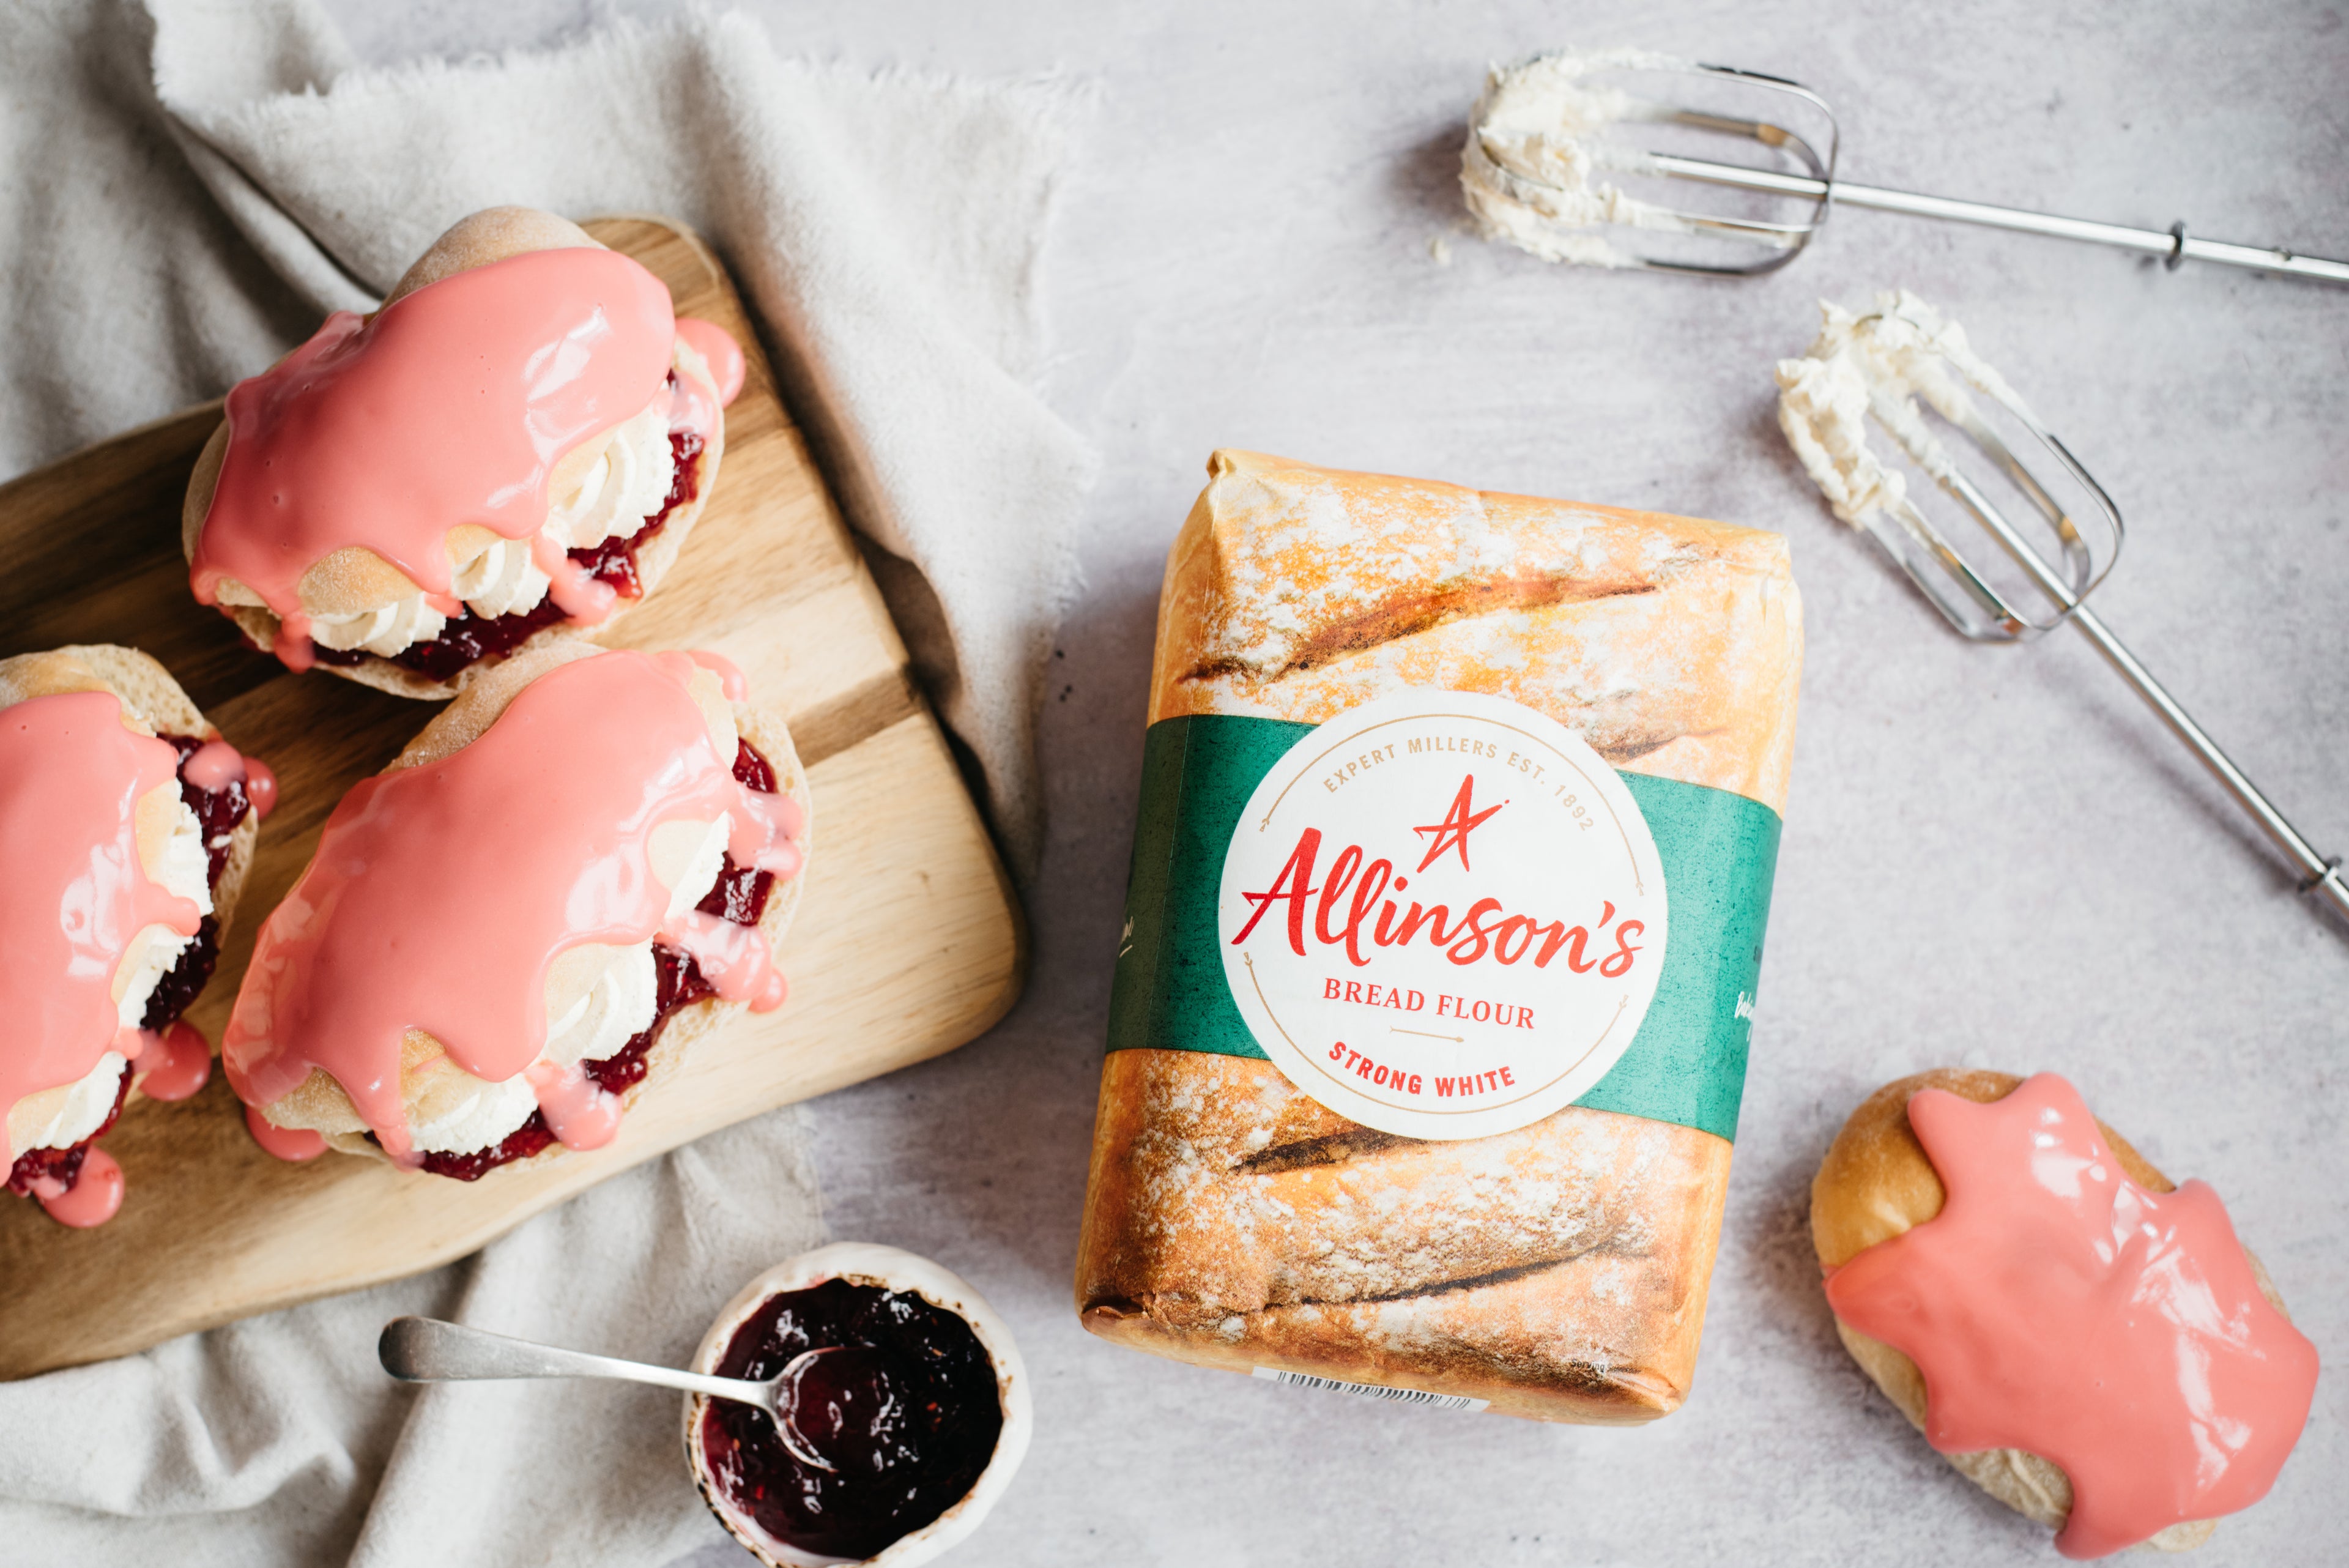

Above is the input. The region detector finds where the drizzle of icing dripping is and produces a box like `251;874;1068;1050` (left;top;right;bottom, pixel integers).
243;757;279;819
245;1104;327;1163
130;1020;212;1102
674;317;745;407
37;1148;124;1227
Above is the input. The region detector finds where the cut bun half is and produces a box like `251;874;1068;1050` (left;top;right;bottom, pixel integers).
1809;1069;2297;1555
181;206;727;700
246;638;808;1175
0;644;261;1154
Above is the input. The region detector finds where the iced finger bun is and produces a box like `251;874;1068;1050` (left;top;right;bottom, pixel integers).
184;206;744;698
1812;1070;2318;1557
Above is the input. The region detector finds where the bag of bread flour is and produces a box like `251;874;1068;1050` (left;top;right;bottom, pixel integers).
1075;450;1802;1422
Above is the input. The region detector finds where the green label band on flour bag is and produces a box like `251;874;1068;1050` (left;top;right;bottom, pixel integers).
1108;700;1781;1143
1219;690;1668;1141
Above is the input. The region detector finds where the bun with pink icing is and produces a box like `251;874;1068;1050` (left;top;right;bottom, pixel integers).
1812;1069;2318;1557
1;645;269;1227
222;639;809;1180
182;206;746;700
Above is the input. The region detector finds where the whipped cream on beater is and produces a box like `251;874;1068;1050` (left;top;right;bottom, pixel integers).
1773;290;2040;527
1460;48;1699;267
239;394;678;660
403;811;731;1156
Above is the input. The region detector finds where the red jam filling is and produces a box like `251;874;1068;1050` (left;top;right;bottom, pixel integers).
163;734;254;886
701;1279;1004;1562
408;737;777;1182
571;425;705;601
136;733;259;1031
314;410;703;681
11;737;251;1200
136;915;221;1038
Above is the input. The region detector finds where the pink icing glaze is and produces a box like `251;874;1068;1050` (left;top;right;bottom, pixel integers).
668;366;718;442
1;691;202;1163
245;1104;326;1162
686;649;748;702
223;649;804;1163
675;317;745;407
244;757;279;819
536;533;618;623
1825;1074;2320;1558
190;247;679;665
37;1148;124;1227
527;1059;622;1151
131;1019;213;1102
667;911;789;1011
180;737;244;792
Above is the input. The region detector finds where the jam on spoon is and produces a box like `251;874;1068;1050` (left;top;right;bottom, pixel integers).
377;1316;842;1472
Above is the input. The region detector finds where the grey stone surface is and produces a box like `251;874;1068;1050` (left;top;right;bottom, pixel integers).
325;2;2348;1562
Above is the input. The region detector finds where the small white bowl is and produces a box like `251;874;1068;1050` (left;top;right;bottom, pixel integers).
685;1243;1031;1567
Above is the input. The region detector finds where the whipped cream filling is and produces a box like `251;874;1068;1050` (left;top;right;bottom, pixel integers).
1460;48;1703;267
15;1052;130;1159
442;398;677;624
225;387;677;659
111;792;211;1033
402;811;732;1156
447;538;544;622
308;593;449;656
1774;289;2040;527
546;399;677;557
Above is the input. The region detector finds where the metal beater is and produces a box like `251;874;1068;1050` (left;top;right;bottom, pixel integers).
1775;291;2349;929
1461;50;2349;285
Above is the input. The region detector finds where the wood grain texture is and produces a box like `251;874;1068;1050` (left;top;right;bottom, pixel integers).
0;216;1025;1378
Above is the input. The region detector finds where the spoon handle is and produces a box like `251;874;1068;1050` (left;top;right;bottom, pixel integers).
379;1316;767;1410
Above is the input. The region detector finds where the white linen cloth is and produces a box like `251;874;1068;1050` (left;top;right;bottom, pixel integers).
0;1;1089;1562
1;1121;828;1567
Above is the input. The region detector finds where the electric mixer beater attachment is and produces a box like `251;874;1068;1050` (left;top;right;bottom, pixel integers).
1775;291;2349;930
1461;49;2349;285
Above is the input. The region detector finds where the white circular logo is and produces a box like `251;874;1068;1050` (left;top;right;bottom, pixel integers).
1217;690;1668;1141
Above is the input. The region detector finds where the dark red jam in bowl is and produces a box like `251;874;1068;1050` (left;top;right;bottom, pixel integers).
702;1279;1004;1562
313;416;705;680
404;738;780;1182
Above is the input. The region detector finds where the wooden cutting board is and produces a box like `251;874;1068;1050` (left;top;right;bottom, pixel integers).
0;217;1025;1378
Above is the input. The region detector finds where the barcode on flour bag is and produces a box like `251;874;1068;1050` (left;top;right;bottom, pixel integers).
1252;1367;1489;1411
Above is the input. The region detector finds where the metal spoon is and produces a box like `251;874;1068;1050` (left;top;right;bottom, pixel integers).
379;1315;846;1471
